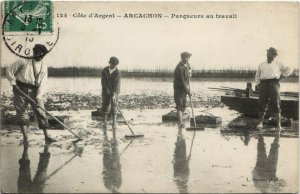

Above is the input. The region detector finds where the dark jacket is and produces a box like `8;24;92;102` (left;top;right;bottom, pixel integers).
173;61;190;93
101;66;121;95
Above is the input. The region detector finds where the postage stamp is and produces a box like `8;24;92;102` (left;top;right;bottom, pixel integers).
2;0;59;59
3;1;52;33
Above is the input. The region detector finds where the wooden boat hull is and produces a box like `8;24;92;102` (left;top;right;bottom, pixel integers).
221;95;298;120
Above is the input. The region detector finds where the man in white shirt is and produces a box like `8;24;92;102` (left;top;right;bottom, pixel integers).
255;47;293;131
6;44;56;143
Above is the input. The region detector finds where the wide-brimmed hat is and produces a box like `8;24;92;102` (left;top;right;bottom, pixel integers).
109;56;119;65
267;47;278;55
181;52;192;57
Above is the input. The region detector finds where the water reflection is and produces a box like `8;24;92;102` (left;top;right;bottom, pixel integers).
240;130;250;146
173;127;190;193
18;143;50;193
252;132;286;192
45;142;83;181
102;126;122;193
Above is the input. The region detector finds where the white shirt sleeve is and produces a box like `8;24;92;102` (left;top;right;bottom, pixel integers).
36;64;48;99
6;60;23;86
255;64;261;85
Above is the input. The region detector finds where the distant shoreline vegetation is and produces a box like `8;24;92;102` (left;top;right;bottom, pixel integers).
1;67;299;79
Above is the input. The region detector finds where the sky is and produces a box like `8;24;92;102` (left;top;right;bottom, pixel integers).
1;1;299;70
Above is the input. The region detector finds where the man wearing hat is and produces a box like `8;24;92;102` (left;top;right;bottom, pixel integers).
101;56;121;126
173;52;192;127
6;44;56;143
255;47;293;131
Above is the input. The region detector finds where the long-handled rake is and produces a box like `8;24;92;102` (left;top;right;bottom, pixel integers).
16;89;83;142
185;77;204;131
113;97;144;138
46;142;83;181
187;128;197;160
186;94;204;131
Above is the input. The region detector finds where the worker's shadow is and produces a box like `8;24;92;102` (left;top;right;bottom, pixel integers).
173;126;190;193
18;142;51;193
102;126;122;193
252;133;286;193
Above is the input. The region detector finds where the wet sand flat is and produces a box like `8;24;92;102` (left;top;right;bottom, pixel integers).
1;108;298;193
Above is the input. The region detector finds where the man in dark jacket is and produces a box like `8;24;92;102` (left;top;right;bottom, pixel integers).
101;57;121;126
174;52;192;126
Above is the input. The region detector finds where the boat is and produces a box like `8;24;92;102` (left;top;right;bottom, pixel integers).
221;94;298;120
212;83;299;120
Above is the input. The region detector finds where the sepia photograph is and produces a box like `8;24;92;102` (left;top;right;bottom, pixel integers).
0;1;299;193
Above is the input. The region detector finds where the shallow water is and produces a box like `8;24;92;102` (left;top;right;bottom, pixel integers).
1;108;298;193
1;77;298;95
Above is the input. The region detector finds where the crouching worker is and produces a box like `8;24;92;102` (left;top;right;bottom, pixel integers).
173;52;192;127
6;44;56;143
101;57;121;126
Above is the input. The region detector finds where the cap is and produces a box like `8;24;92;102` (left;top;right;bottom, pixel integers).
109;56;119;65
266;47;278;55
33;44;48;56
181;52;192;57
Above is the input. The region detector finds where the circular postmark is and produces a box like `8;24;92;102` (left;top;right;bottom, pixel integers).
2;1;59;59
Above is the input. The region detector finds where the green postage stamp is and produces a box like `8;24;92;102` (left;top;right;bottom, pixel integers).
3;0;52;32
2;0;58;59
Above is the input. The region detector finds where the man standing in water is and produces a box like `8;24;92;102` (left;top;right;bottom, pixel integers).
6;44;56;143
101;57;121;126
174;52;192;127
255;47;293;131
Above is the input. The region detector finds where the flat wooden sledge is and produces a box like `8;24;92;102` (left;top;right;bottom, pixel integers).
162;110;190;122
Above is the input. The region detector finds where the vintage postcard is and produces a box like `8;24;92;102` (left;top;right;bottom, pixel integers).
0;1;299;193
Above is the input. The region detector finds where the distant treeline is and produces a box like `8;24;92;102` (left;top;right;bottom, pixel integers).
48;67;102;76
120;69;259;78
1;67;299;78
